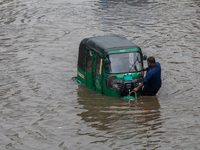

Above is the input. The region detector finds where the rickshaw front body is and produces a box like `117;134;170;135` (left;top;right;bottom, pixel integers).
76;36;145;98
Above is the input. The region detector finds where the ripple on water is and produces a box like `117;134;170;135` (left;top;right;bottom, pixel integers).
0;0;200;149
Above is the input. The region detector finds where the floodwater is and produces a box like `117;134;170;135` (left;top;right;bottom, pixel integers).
0;0;200;149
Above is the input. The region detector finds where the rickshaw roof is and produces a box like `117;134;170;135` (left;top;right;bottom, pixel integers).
80;35;141;55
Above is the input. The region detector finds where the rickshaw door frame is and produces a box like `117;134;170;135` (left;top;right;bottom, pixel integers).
85;49;103;94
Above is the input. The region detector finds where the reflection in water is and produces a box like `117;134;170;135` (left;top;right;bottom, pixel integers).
76;85;162;145
0;0;200;149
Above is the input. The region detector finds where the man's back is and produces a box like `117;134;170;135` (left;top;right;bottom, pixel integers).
143;62;161;90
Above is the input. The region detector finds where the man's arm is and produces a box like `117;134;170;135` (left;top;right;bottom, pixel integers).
133;67;149;92
132;83;144;92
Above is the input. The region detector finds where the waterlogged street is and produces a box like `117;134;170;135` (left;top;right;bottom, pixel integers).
0;0;200;149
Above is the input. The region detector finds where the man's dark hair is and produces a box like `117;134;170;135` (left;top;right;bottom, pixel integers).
147;56;155;64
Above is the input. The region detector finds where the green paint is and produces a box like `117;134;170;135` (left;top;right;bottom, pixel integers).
73;37;146;98
123;96;135;100
104;48;141;56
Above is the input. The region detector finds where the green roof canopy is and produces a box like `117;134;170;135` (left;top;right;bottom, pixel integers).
80;35;141;55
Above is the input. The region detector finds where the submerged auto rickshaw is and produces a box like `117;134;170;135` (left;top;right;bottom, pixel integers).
72;35;147;99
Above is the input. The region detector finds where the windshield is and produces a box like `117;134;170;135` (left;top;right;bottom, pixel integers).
105;52;142;73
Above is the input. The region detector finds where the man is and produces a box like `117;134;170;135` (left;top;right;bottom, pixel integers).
133;56;161;96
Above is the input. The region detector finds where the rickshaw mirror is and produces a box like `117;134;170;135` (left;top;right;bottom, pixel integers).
143;54;147;60
104;58;111;66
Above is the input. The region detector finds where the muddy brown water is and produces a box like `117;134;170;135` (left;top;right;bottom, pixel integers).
0;0;200;149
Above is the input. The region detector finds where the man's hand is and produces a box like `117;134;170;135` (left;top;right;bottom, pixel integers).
132;83;144;92
133;87;139;92
139;72;143;76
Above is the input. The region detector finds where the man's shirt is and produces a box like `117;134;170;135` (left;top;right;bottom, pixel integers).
143;62;162;90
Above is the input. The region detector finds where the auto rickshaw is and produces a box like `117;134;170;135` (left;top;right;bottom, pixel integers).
72;35;147;99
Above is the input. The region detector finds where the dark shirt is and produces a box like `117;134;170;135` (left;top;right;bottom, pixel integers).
143;62;161;90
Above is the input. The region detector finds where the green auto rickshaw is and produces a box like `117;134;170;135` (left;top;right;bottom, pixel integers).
72;35;147;99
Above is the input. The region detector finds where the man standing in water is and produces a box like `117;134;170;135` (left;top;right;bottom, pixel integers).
133;56;161;96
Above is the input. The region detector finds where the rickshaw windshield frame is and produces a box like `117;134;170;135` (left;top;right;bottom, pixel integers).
105;51;143;74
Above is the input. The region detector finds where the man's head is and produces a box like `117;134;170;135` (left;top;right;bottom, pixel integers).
147;56;156;67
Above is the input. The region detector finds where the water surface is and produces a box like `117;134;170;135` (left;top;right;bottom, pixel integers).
0;0;200;149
